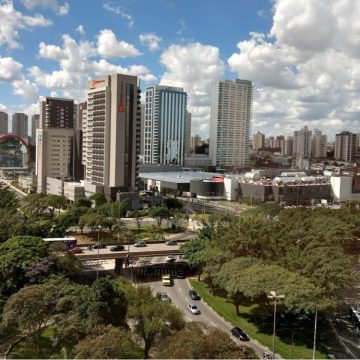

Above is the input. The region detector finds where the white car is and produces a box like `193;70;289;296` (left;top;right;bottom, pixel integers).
165;255;175;263
188;304;200;315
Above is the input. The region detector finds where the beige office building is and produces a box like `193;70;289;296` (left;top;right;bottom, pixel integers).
36;128;75;193
312;130;327;159
252;132;265;151
84;74;141;200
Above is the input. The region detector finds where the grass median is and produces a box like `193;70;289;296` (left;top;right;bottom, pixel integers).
190;279;331;359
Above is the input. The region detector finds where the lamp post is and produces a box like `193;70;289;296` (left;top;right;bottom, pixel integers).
268;290;285;358
312;308;318;360
96;225;101;280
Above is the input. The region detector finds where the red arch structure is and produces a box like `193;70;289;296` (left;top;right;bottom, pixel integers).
0;134;32;166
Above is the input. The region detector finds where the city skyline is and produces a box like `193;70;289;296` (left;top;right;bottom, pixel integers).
1;1;360;141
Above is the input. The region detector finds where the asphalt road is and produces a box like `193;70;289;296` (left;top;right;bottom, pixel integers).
144;277;273;359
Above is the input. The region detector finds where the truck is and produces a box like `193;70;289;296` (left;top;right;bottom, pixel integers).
162;274;172;286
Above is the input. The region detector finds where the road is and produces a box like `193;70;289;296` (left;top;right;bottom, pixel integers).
144;277;273;359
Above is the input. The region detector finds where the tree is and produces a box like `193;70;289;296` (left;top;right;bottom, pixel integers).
74;197;92;208
44;194;68;217
21;193;48;219
149;206;170;227
154;322;256;359
89;192;107;207
0;236;48;295
128;285;185;358
165;197;183;210
180;237;207;280
2;278;64;353
0;182;19;213
73;325;142;359
132;210;142;231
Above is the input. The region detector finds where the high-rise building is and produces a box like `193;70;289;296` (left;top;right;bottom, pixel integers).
184;111;191;157
144;85;187;165
140;104;145;156
252;132;265;151
191;135;202;152
30;114;39;145
293;126;312;158
0;111;8;134
209;79;253;168
84;74;141;200
335;131;357;162
312;130;327;159
12;113;28;138
39;97;74;128
36;97;83;193
284;136;293;156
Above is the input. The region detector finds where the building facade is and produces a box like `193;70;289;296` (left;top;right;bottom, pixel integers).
252;132;265;151
0;111;8;134
184;111;191;157
335;131;357;162
12;113;28;138
293;126;312;158
31;114;39;145
144;85;187;166
36;97;83;193
84;74;141;200
209;79;253;168
312;130;327;159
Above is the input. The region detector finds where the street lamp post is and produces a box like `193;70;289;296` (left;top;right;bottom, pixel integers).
312;308;318;360
268;290;285;359
96;225;101;280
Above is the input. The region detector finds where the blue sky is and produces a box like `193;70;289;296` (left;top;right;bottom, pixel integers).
1;0;360;140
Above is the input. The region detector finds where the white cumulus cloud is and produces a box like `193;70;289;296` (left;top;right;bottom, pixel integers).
97;29;141;58
103;3;134;27
0;2;52;49
22;0;70;16
160;42;224;136
228;0;360;139
139;33;162;51
0;57;23;82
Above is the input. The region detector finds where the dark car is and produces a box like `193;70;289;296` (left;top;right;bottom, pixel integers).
110;245;125;252
189;289;201;300
92;243;106;249
69;246;83;254
176;270;185;279
231;327;250;341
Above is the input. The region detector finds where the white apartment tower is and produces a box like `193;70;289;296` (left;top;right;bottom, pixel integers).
335;131;357;162
84;74;141;200
293;126;312;158
0;111;8;134
144;85;187;165
209;79;253;168
312;130;327;159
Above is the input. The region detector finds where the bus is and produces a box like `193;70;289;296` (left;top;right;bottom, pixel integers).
43;237;77;249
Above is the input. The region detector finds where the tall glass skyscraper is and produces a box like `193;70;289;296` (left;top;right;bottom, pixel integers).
144;85;187;166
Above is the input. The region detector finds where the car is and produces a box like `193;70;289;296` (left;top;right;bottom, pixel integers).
189;289;201;300
110;244;125;252
159;293;171;302
134;240;147;247
162;274;172;286
69;246;83;254
92;243;106;249
188;304;200;315
176;270;185;279
231;327;250;341
166;239;178;246
165;255;175;263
